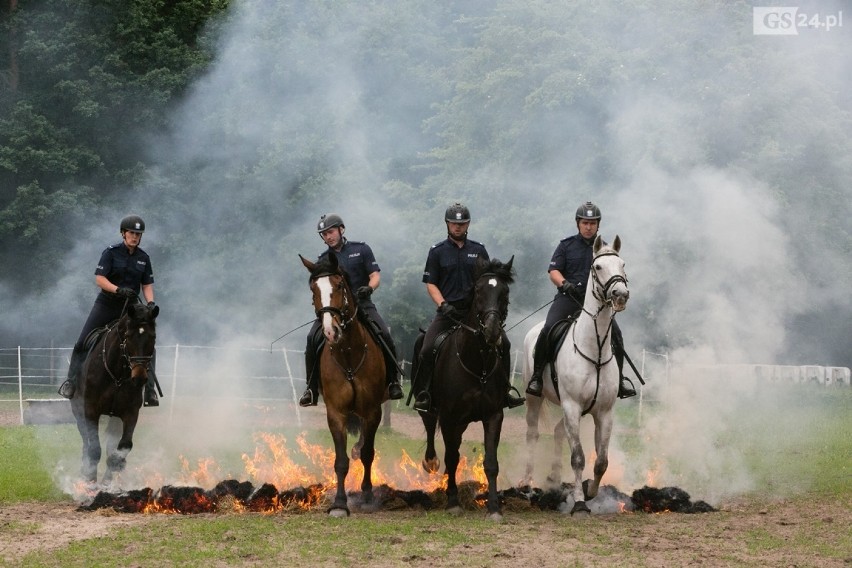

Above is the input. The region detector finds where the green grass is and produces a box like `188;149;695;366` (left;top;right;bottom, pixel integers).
0;425;71;503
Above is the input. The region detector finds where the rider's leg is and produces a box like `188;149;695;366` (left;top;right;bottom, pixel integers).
612;321;636;399
501;337;525;409
59;302;119;399
412;313;452;413
58;347;86;398
525;328;550;397
299;321;322;407
143;351;159;407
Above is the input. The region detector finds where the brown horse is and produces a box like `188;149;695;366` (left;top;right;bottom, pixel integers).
299;253;387;517
71;302;159;484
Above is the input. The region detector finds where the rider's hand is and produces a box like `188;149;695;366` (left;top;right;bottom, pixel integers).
356;286;373;300
146;301;157;309
115;287;136;298
437;301;456;317
558;280;576;295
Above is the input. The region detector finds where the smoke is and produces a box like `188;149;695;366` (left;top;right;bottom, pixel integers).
6;1;849;503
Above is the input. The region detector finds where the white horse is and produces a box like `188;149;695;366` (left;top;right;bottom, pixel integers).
522;235;629;515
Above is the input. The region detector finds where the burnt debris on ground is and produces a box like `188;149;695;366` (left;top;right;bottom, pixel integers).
78;480;715;514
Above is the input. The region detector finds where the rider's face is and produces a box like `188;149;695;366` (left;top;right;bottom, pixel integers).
577;219;599;239
446;221;470;241
122;230;142;249
320;227;343;249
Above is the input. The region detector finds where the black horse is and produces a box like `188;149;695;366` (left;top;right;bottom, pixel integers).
417;256;514;520
70;302;159;484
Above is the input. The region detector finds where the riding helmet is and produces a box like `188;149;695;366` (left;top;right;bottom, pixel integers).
120;215;145;233
445;203;471;223
317;213;345;233
575;201;601;221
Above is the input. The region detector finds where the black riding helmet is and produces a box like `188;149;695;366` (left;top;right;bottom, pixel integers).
120;215;145;233
317;213;345;233
575;201;602;222
445;203;471;223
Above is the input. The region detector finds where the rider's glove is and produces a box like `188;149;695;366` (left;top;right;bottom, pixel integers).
437;301;456;317
558;280;577;295
147;301;157;309
356;286;373;300
115;287;136;298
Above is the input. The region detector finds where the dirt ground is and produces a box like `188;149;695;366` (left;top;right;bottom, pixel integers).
2;406;850;566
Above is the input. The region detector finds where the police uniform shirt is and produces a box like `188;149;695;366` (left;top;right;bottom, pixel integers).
318;239;379;290
95;242;154;304
422;238;489;303
548;233;594;296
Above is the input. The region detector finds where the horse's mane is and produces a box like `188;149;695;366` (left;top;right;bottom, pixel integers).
475;258;515;284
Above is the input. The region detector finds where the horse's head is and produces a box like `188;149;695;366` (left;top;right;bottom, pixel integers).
120;302;159;383
472;256;515;348
300;253;355;345
591;235;629;312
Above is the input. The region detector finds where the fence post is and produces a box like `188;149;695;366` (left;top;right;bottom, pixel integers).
18;346;24;425
168;344;180;424
282;348;301;427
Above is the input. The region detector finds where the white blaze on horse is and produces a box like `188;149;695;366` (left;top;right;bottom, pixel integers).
522;235;629;515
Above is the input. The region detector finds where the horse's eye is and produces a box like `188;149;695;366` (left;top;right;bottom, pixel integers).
594;264;601;270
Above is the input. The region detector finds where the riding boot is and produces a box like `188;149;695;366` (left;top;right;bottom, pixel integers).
613;344;637;399
58;349;86;399
299;347;319;407
525;329;550;397
411;356;434;413
143;373;160;407
384;341;404;400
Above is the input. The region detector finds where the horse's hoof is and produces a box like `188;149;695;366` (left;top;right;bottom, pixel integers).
487;512;504;522
570;501;591;516
328;507;350;518
446;506;463;516
422;457;440;474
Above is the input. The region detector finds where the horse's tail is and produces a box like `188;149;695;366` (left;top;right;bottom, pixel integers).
346;413;361;436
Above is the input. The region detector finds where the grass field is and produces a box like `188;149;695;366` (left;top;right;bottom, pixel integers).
0;386;849;567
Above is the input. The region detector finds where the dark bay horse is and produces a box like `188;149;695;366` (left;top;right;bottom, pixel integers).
419;256;514;520
71;302;159;484
299;253;386;517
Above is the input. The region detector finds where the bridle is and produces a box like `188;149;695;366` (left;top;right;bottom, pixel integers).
102;316;154;386
311;272;359;330
454;272;509;383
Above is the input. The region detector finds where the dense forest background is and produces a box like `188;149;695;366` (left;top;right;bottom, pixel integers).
1;0;850;368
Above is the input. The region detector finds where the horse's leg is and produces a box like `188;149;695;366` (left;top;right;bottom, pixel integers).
420;411;440;473
326;410;350;517
104;414;137;485
441;424;465;513
548;415;566;488
561;402;590;515
482;412;504;520
351;430;364;462
358;410;382;505
584;410;613;501
75;415;100;484
523;393;543;486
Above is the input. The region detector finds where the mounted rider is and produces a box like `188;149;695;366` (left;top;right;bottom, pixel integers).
58;215;160;406
298;213;405;407
524;201;637;399
410;203;525;413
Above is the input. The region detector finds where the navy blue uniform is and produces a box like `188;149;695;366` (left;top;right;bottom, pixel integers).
306;239;397;383
75;243;154;350
420;237;493;360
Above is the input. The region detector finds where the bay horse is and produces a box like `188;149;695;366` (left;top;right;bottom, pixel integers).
71;302;159;484
419;256;514;521
522;235;629;515
299;253;386;517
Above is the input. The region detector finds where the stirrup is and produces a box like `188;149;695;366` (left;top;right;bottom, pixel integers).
506;386;526;409
388;382;404;400
525;375;543;397
618;376;637;399
144;388;160;407
58;379;75;399
299;389;318;407
412;391;432;413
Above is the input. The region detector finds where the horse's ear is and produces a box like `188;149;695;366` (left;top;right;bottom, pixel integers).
593;234;603;254
151;305;159;319
613;235;621;253
299;254;315;272
328;252;339;270
475;255;489;274
505;255;514;272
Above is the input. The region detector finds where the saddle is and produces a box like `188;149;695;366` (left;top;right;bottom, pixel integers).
541;316;578;392
82;322;116;352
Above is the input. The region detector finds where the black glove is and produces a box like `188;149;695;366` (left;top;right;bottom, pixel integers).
146;301;156;309
115;287;136;298
558;281;576;295
356;286;373;300
437;301;456;317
